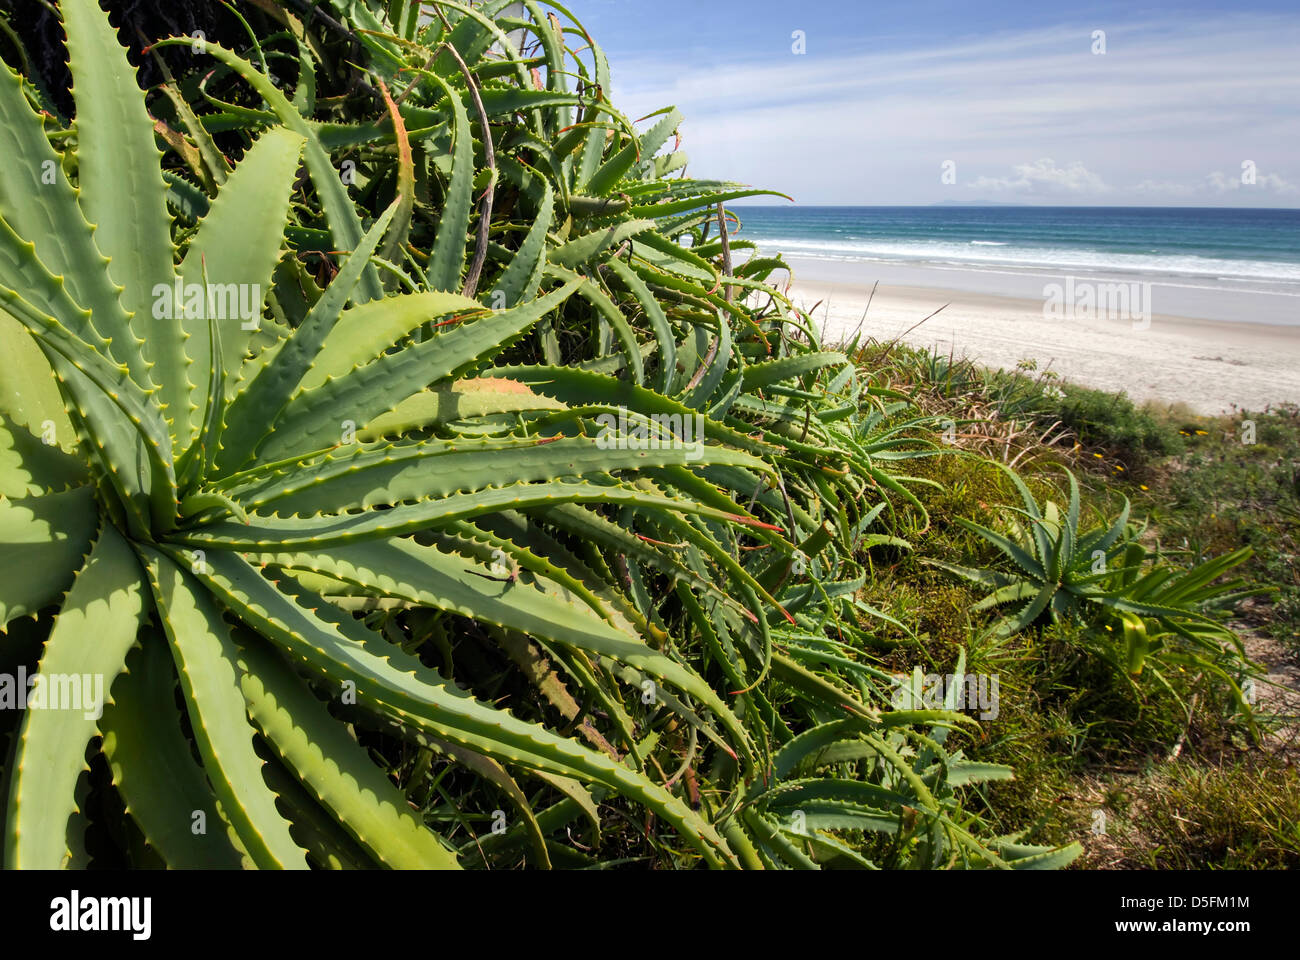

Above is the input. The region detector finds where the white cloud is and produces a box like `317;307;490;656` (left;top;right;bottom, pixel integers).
605;15;1300;205
1133;170;1299;197
1205;170;1298;194
970;159;1110;196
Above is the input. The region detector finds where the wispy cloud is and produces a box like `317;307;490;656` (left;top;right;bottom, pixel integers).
970;159;1111;196
1205;170;1298;195
607;15;1300;205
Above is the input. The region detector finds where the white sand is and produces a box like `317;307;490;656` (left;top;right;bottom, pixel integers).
781;272;1300;416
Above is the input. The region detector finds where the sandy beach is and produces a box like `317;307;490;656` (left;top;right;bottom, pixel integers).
779;258;1300;415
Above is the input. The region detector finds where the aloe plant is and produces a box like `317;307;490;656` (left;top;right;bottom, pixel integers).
0;0;1080;870
925;463;1262;719
924;465;1145;637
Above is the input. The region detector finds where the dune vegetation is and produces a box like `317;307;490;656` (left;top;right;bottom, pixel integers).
0;0;1292;869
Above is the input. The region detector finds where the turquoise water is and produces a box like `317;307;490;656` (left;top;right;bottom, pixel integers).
733;206;1300;287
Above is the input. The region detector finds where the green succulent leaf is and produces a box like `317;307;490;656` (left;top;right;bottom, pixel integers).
4;524;145;868
138;547;309;869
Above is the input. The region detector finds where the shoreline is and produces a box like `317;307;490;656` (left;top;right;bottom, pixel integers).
776;261;1300;415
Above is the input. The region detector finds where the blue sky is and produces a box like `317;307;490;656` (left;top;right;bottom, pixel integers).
564;0;1300;206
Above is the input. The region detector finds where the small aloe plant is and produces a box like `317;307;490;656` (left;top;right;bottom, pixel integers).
928;463;1260;637
926;463;1262;720
924;464;1141;637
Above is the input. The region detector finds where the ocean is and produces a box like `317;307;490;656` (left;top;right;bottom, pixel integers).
731;206;1300;326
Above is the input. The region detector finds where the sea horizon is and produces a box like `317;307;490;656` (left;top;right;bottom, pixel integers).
731;204;1300;326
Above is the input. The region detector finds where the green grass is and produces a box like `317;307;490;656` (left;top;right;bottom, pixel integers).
984;363;1186;470
1069;759;1300;869
1140;404;1300;649
852;340;1299;868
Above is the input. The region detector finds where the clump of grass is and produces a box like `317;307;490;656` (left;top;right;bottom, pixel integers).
1071;760;1300;869
1142;403;1300;648
983;365;1185;471
857;342;1185;476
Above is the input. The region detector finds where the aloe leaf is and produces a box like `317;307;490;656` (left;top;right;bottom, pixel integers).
44;359;155;539
1155;547;1252;605
176;548;737;867
549;220;655;269
497;364;773;455
360;378;566;439
630;231;719;284
0;61;149;392
548;266;643;386
762;719;872;786
216;201;399;474
541;503;740;610
180;126;306;412
101;636;248;868
0;215;115;367
786;798;902;835
953;518;1045;580
742;808;819;869
299;291;486;392
572;34;613;186
232;435;761;516
632;106;683;162
4;524;146;868
137;546;309;869
253;279;580;461
742;352;847;392
154;71;231;186
1105;596;1222;628
681;312;733;410
972;582;1040;611
993;839;1084;870
0;243;176;528
519;0;570;132
174;479;765;551
603;257;676;393
0;486;97;627
257;753;375;870
990;462;1053;563
995;581;1058;636
177;286;228;492
1090;498;1133;556
158;40;384;304
233;637;462;869
0;412;87;498
628;189;789;221
61;0;177;417
420;70;474;291
0;310;76;445
257;535;754;764
583;132;639;198
492;179;553;308
762;777;910;812
375;78;416;280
